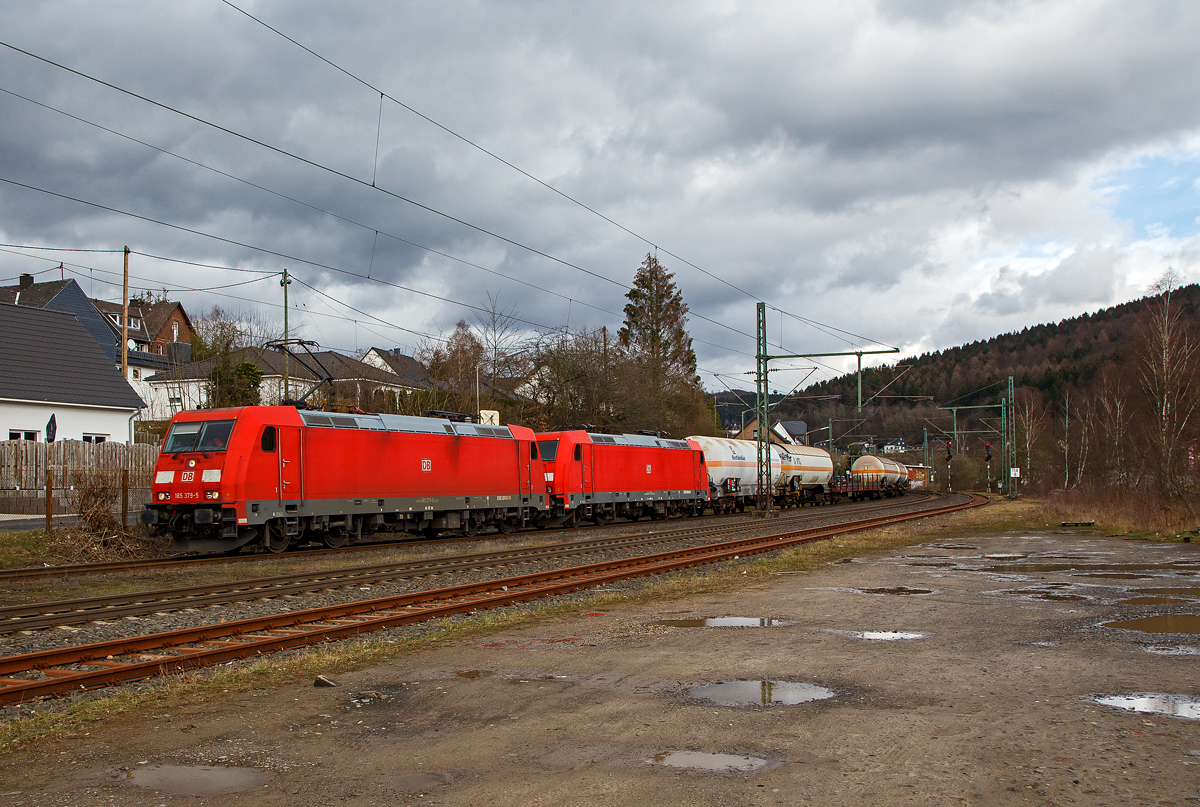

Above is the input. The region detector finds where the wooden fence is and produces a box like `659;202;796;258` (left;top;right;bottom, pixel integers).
0;440;160;491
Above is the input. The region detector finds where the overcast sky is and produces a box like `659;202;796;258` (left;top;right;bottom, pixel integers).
2;0;1199;393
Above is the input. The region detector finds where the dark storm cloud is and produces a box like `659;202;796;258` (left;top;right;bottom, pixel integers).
0;0;1198;385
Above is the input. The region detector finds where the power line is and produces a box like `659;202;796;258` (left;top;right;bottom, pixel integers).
219;0;902;351
218;0;764;304
0;174;571;335
0;41;650;305
0;85;622;320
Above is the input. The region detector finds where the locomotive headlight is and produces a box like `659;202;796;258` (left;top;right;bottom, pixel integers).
157;491;170;501
204;490;219;500
187;459;197;468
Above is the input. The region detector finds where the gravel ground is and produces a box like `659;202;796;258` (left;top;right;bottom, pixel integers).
0;495;953;661
4;525;1200;806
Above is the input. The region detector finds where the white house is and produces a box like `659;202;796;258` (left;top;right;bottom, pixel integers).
0;303;145;443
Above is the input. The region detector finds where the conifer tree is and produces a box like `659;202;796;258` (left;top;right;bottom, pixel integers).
617;253;708;435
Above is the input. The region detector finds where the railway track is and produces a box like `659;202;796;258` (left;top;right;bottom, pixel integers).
0;494;936;583
0;495;937;633
0;493;983;705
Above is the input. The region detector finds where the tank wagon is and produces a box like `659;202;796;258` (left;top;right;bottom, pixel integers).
848;455;910;500
687;436;836;512
535;430;709;525
142;406;549;554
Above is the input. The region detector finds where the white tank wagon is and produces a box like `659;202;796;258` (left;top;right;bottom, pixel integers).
849;455;909;500
688;436;836;511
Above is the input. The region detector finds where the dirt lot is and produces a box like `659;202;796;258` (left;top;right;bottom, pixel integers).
3;525;1200;806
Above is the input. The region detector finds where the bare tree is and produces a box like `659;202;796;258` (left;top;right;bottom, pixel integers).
1014;387;1049;488
1132;268;1200;498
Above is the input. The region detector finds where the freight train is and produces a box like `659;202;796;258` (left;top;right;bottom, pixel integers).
141;406;907;554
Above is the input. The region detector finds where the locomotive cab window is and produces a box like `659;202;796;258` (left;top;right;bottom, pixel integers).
574;444;581;461
164;419;235;454
537;439;558;461
529;442;538;460
261;426;277;453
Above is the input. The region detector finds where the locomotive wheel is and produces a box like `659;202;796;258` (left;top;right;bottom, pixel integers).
322;529;350;549
462;517;480;537
626;511;640;522
265;521;290;554
594;512;610;526
497;518;516;534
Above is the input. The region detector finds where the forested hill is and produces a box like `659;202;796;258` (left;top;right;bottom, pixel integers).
796;283;1200;408
711;283;1200;430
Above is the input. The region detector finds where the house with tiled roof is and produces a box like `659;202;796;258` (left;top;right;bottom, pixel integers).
361;347;435;391
0;275;119;362
145;346;425;417
0;303;144;443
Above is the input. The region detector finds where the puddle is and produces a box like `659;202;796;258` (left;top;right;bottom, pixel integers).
1118;597;1190;606
857;587;934;596
936;544;977;550
1105;614;1200;635
906;562;958;568
1145;645;1200;656
1006;589;1087;601
658;617;792;628
123;765;271;795
1095;693;1200;720
649;750;770;772
1135;587;1200;597
456;670;493;678
985;562;1200;576
688;679;835;706
846;630;928;641
984;553;1028;560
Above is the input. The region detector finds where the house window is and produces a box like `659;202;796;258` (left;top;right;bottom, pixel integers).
157;344;164;355
132;368;141;380
82;434;108;444
129;318;141;330
168;396;182;412
172;321;179;341
8;431;37;441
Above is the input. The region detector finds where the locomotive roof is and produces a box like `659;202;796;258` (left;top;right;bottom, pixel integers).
300;409;514;439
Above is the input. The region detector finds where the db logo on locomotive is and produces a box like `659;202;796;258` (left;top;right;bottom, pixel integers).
421;459;432;472
181;471;194;482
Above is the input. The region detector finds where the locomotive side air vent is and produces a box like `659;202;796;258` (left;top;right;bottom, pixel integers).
302;413;333;427
331;415;359;428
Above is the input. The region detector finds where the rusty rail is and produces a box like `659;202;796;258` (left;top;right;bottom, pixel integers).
0;493;983;705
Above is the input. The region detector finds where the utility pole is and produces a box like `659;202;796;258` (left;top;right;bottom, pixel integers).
1002;375;1018;497
754;303;897;512
121;246;130;379
281;268;291;401
755;303;771;512
923;427;929;489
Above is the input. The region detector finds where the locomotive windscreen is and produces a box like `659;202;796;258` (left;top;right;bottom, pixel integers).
163;420;235;454
537;439;559;461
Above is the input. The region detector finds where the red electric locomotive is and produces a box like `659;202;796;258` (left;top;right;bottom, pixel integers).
142;406;549;554
536;430;709;526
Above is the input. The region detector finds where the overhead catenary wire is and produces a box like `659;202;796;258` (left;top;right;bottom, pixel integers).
0;175;574;336
218;0;895;352
0;84;625;322
0;40;771;345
